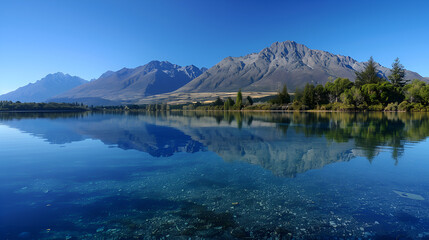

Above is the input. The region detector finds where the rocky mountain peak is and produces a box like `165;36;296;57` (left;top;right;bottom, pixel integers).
47;72;66;78
145;60;175;70
99;70;115;79
264;41;309;57
178;65;204;79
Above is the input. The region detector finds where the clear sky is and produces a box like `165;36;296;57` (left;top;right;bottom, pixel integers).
1;0;428;94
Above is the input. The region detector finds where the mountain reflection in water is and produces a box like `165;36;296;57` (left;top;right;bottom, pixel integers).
1;111;428;178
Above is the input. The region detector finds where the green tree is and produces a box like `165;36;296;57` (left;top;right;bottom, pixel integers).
404;79;426;103
246;96;254;106
420;85;429;105
224;97;235;110
360;82;400;105
234;89;243;109
223;100;230;110
377;82;402;104
314;84;329;105
270;85;291;105
340;89;353;106
350;86;365;107
279;85;291;104
212;96;224;106
355;57;384;87
361;84;380;105
302;83;316;109
325;78;353;102
388;58;407;88
294;88;304;102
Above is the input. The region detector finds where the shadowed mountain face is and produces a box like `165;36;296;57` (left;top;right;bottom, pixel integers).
52;61;205;104
2;112;428;177
177;41;426;92
0;73;88;102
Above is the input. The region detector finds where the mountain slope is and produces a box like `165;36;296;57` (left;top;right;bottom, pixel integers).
0;73;88;102
53;61;205;103
177;41;426;92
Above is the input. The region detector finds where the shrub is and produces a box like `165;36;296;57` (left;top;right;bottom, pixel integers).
384;102;399;111
368;104;384;111
398;101;410;111
243;103;272;110
409;103;426;112
290;101;304;110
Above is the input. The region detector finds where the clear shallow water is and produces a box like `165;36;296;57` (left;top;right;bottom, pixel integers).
0;112;429;239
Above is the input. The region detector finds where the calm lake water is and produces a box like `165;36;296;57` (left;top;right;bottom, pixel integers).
1;112;429;240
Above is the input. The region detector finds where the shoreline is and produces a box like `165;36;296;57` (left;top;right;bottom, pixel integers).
0;110;88;113
0;109;426;113
171;109;410;113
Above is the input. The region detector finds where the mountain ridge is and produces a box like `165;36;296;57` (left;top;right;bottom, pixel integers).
176;41;426;92
51;60;206;104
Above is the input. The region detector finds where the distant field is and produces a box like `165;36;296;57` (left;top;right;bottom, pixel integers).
135;92;278;104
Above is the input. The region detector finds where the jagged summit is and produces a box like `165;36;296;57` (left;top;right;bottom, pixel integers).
99;70;115;79
47;72;67;77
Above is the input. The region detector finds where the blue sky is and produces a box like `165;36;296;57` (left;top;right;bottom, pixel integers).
0;0;428;94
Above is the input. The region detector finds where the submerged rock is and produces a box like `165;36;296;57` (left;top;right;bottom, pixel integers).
393;190;425;200
18;232;31;239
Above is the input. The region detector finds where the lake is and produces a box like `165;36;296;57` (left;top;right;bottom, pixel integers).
0;111;429;239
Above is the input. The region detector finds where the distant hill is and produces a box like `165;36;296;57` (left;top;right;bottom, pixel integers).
52;61;205;104
0;72;88;102
176;41;427;92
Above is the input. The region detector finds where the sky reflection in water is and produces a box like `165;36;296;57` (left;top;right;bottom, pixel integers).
0;112;429;239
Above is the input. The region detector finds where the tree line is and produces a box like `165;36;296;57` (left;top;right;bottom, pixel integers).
0;101;88;112
249;57;429;111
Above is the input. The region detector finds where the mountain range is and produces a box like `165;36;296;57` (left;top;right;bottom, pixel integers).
0;73;87;103
1;41;428;104
50;61;205;104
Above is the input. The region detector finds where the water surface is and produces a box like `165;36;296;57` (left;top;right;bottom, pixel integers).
1;112;429;239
